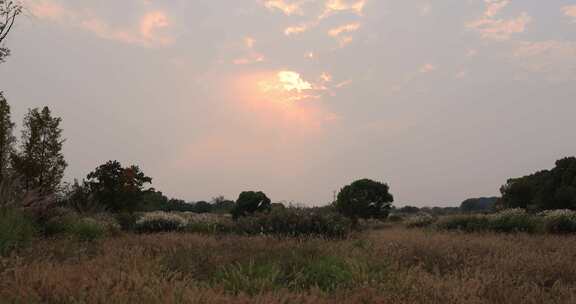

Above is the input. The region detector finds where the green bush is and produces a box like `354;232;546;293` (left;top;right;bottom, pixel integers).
135;211;187;233
435;215;490;232
115;212;141;231
405;214;436;228
540;210;576;233
488;208;539;233
234;208;354;239
214;261;281;295
297;256;353;292
0;208;36;256
70;218;107;241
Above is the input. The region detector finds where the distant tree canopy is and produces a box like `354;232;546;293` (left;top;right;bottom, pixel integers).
0;1;22;62
335;178;394;220
11;107;67;194
460;197;498;213
500;157;576;211
232;191;271;218
398;205;420;214
85;160;152;212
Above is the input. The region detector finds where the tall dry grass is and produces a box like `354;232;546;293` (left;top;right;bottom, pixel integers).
1;228;575;303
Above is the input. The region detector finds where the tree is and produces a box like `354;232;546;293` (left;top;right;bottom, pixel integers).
0;1;22;63
232;191;271;219
335;179;394;220
85;160;152;212
460;197;497;213
211;196;235;213
500;157;576;211
0;92;15;180
398;205;420;214
194;201;212;213
11;107;67;194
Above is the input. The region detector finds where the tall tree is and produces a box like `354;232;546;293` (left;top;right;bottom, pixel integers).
0;92;15;180
11;107;67;194
335;179;394;221
85;160;152;212
0;1;22;62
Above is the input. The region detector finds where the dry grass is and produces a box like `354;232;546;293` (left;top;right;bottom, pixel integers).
1;227;576;303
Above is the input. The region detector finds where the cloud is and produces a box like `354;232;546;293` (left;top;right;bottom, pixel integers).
467;0;531;40
563;5;576;22
263;0;303;16
512;40;576;81
233;36;266;65
27;0;174;47
328;22;361;47
419;63;436;73
320;0;366;19
284;23;312;36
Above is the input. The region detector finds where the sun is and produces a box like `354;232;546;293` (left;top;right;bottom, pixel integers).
257;70;315;102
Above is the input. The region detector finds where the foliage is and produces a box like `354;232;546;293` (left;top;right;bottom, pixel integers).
234;208;354;239
539;209;576;234
434;214;490;232
398;205;420;214
0;170;21;208
214;261;282;295
115;212;141;231
460;197;497;213
0;208;36;256
500;157;576;211
69;218;108;241
232;191;271;219
61;180;107;214
11;107;67;194
405;213;436;228
487;208;538;233
0;92;15;180
335;179;394;220
135;211;187;233
85;160;152;212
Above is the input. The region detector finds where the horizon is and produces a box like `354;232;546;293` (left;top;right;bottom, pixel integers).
1;0;575;206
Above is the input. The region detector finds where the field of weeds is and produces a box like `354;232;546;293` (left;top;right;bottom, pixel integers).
1;227;576;304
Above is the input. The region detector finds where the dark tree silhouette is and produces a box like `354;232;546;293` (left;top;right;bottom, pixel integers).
0;1;22;62
336;178;394;220
500;157;576;211
85;160;152;212
232;191;271;219
11;107;67;194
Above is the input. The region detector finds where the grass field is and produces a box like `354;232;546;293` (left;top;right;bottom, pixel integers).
1;226;575;304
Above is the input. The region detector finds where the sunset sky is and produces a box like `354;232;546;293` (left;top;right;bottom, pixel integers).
1;0;575;206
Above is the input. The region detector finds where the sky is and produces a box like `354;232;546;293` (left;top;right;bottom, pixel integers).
0;0;575;206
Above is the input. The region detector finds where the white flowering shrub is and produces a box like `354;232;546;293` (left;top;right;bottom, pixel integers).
539;209;576;233
135;212;188;233
488;208;538;233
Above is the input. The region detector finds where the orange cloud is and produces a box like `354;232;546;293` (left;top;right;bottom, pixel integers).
328;23;361;47
233;36;266;65
263;0;303;16
419;63;437;73
321;0;366;19
284;23;311;36
563;5;576;22
27;0;173;47
467;1;531;40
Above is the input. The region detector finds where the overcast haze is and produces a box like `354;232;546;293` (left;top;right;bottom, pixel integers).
0;0;575;206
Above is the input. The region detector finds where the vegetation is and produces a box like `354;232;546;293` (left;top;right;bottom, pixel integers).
335;179;394;220
0;1;21;62
500;157;576;211
232;191;271;219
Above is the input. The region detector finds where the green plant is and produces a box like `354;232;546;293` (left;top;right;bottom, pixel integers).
297;256;353;292
488;208;539;233
405;214;436;228
70;218;107;241
434;215;490;232
115;212;141;231
540;209;576;233
135;211;187;233
0;208;36;255
214;261;281;295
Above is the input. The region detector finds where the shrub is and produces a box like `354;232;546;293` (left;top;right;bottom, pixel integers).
234;208;354;239
540;209;576;233
70;218;107;241
0;208;36;256
297;256;353;292
214;261;281;295
115;212;141;231
405;213;436;228
488;208;539;233
135;211;187;233
434;215;490;232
